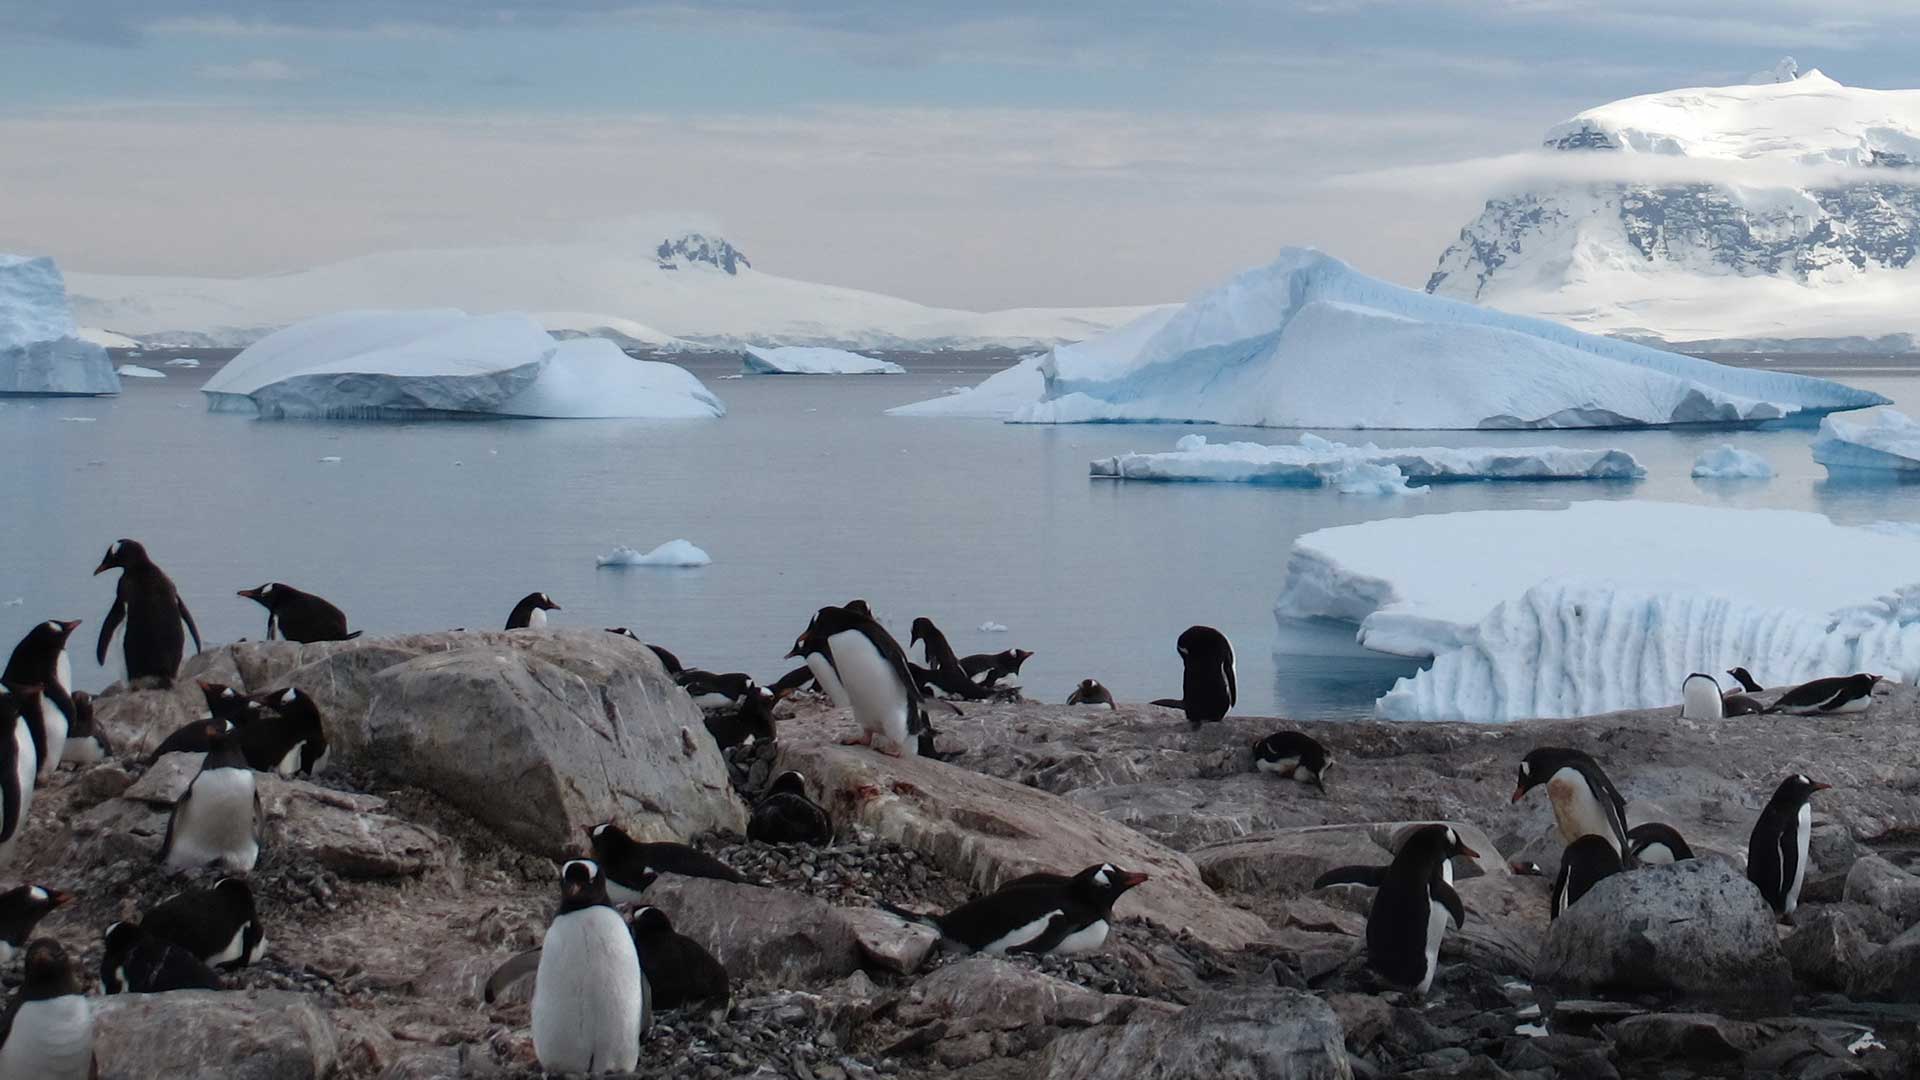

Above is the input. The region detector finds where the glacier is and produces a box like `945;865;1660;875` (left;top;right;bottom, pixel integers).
1690;445;1774;479
597;540;712;568
742;345;905;375
0;255;120;396
1090;433;1644;485
980;248;1881;429
1812;410;1920;475
201;310;725;420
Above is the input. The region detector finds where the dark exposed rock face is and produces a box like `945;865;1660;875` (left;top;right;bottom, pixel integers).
656;233;750;275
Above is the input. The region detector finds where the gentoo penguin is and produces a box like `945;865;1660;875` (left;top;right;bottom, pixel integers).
505;592;560;630
1251;731;1333;791
94;539;201;688
239;686;329;776
0;940;94;1079
1626;822;1696;865
1363;824;1472;995
140;878;265;969
605;630;684;677
1550;835;1622;920
676;670;759;712
1067;679;1115;709
1681;672;1763;720
701;685;780;750
1747;773;1830;918
148;682;253;762
4;619;81;778
1313;865;1388;889
748;771;833;846
1511;747;1633;863
0;686;42;869
1728;667;1764;693
882;863;1148;956
1765;673;1881;715
158;723;261;874
626;906;731;1009
533;859;647;1075
1171;626;1235;724
0;885;70;964
587;822;746;903
60;691;107;765
768;665;817;696
908;618;992;701
99;921;221;994
959;647;1035;692
236;582;359;643
786;605;927;756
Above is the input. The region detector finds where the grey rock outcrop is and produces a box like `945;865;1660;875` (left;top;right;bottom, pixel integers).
1037;988;1352;1080
645;876;863;986
92;990;337;1079
1843;854;1920;926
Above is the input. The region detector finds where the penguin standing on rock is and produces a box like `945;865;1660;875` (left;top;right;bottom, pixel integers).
1681;672;1762;719
533;859;647;1075
0;686;43;869
99;921;222;994
1626;822;1695;865
94;539;200;688
0;939;94;1079
1161;626;1235;724
506;592;560;630
701;685;780;750
787;605;927;757
1765;674;1881;715
586;822;746;903
1551;836;1622;920
139;878;265;969
0;886;70;964
1748;774;1829;919
159;724;261;874
4;619;81;778
959;648;1034;692
236;583;359;643
1252;731;1333;791
1364;825;1472;995
909;618;991;700
748;771;833;845
881;863;1148;957
1511;747;1633;863
1067;680;1115;709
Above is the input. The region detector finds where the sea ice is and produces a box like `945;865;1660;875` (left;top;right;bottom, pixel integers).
889;354;1049;418
116;364;165;379
1690;444;1774;479
1090;433;1645;485
742;345;905;375
1335;462;1427;497
597;540;712;568
979;622;1009;633
163;357;202;368
0;254;120;395
1812;410;1920;474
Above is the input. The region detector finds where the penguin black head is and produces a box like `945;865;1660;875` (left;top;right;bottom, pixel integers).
558;859;611;911
606;627;639;640
628;905;673;936
1079;678;1099;694
1071;862;1150;906
786;606;848;659
1770;773;1832;806
585;821;643;868
94;539;149;575
102;919;143;952
532;593;559;611
1400;824;1480;865
908;617;936;649
236;583;284;609
15;619;82;658
1512;746;1601;803
768;770;809;798
1006;648;1035;672
0;884;72;933
1727;667;1763;693
843;599;873;619
21;939;82;996
212;877;256;907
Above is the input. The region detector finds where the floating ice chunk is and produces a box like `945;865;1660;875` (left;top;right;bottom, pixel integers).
495;338;725;419
1091;434;1644;484
979;621;1009;633
58;416;96;422
1;598;20;607
0;254;120;395
164;357;202;368
1335;462;1428;496
76;326;139;349
597;540;712;568
116;364;165;378
1690;444;1774;479
889;355;1049;419
1813;410;1920;474
318;456;342;463
742;345;904;375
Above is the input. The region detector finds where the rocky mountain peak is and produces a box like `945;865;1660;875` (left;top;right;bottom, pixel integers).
656;233;751;275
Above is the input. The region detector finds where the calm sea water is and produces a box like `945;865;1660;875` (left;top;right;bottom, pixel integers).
5;350;1919;720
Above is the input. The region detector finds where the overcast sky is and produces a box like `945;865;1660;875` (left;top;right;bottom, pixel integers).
4;1;1918;309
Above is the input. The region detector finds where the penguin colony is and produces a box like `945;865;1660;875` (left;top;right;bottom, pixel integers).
0;538;1888;1075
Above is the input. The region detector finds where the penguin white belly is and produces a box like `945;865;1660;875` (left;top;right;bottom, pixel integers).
1418;896;1450;995
165;768;259;873
1786;802;1812;915
1828;693;1871;715
0;718;38;867
1637;843;1675;865
1680;676;1723;721
980;911;1059;955
1255;755;1299;775
32;694;64;780
1051;919;1110;956
826;630;913;754
533;907;642;1074
208;922;263;967
528;608;547;629
54;650;71;701
1547;770;1618;854
804;653;851;709
605;878;648;907
273;742;305;779
0;994;93;1079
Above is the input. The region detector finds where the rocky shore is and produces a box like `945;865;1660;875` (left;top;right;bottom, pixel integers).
13;629;1920;1078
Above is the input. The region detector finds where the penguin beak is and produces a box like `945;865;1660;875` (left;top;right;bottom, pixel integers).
784;644;803;659
91;557;111;576
237;587;261;600
1811;781;1832;792
57;620;81;634
45;889;73;908
1456;843;1481;859
1117;871;1149;888
1509;784;1527;804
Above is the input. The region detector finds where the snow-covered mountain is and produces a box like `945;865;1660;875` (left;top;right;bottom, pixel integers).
1427;64;1920;350
65;232;1164;351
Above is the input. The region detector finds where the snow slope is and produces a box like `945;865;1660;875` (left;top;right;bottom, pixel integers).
0;254;119;395
742;345;905;375
1091;433;1644;484
65;232;1165;351
1812;410;1920;474
532;312;698;351
998;249;1882;429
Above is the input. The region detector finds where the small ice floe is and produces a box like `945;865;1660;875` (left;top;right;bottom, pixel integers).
319;456;342;463
1334;462;1428;497
1;598;21;608
718;374;744;380
979;621;1009;633
598;540;712;568
164;357;202;368
1848;1031;1885;1055
59;416;96;422
1691;444;1773;479
116;364;166;378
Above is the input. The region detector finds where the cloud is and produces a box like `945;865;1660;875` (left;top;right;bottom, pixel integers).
196;57;301;81
1331;149;1920;196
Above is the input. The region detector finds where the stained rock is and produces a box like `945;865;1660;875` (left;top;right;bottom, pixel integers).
838;906;941;975
1782;904;1881;991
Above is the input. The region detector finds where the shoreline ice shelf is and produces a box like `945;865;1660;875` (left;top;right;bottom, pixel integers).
1091;434;1645;485
0;254;120;396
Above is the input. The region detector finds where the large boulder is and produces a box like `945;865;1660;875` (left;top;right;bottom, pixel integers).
897;956;1167;1032
1850;921;1920;1002
643;876;863;987
1534;859;1792;1010
1782;904;1887;991
1036;987;1352;1080
1843;855;1920;927
92;990;337;1079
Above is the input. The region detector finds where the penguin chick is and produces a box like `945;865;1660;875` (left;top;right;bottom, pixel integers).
627;906;730;1010
1625;822;1696;865
1550;835;1622;920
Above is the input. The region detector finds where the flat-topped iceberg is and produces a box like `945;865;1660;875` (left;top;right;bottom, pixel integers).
597;540;712;567
1812;410;1920;474
1091;433;1644;485
0;255;119;396
743;345;904;375
990;248;1884;429
202;309;724;420
1690;445;1774;479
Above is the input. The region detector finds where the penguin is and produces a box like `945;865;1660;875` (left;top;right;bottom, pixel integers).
586;822;746;903
60;691;107;765
1066;679;1115;709
1765;673;1881;715
158;723;262;874
747;770;832;845
236;582;359;643
959;648;1035;692
1251;731;1333;791
676;670;759;712
1363;824;1473;995
1747;773;1830;918
768;665;817;696
786;605;927;756
0;885;70;964
239;686;329;776
909;618;992;701
0;939;94;1080
1511;747;1632;863
506;592;560;630
1680;672;1726;721
1626;822;1696;865
139;877;266;969
1550;835;1622;920
1728;667;1764;693
702;686;779;751
99;921;222;994
3;619;81;778
881;863;1148;957
532;859;647;1075
626;906;731;1010
94;539;201;688
1170;626;1235;724
1312;865;1388;889
148;688;251;762
0;686;42;869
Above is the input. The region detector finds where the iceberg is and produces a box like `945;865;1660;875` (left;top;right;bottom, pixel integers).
1090;433;1645;485
163;357;202;368
597;540;712;568
1690;445;1774;479
201;310;725;420
995;249;1883;429
116;364;165;379
0;255;119;396
1812;410;1920;475
533;311;699;351
742;345;905;375
889;354;1049;418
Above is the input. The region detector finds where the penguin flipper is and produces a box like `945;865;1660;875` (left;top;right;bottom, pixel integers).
1433;880;1467;929
97;597;126;665
1773;812;1795;907
1005;912;1076;955
1223;654;1238;709
1149;698;1185;709
483;948;542;1003
1312;864;1388;890
342;630;363;641
0;737;21;844
178;597;203;655
265;614;277;642
877;901;945;934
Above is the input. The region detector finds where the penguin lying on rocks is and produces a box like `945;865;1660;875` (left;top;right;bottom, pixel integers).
159;725;262;874
1066;679;1115;709
909;618;993;701
100;921;222;994
0;886;70;964
1681;672;1763;719
1626;822;1695;864
587;822;748;903
1251;731;1332;791
140;878;266;970
700;686;781;751
240;686;329;777
1551;835;1622;920
1765;674;1881;715
748;771;832;845
236;583;359;643
959;648;1034;693
881;863;1147;957
486;906;728;1014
